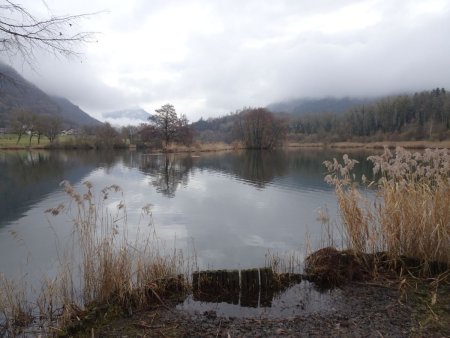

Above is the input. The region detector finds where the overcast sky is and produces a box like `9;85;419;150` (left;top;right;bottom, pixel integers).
4;0;450;122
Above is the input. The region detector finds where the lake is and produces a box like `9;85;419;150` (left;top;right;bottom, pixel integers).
0;148;374;282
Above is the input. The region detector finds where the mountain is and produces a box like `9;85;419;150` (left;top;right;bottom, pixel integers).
102;108;151;126
51;96;101;127
103;108;150;120
0;62;101;127
267;97;375;116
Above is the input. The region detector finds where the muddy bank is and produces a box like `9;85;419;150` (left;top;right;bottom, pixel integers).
57;248;450;337
61;248;450;337
74;281;421;337
65;251;450;337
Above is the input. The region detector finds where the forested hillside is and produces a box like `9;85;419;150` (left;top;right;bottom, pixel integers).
268;97;374;116
290;88;450;142
191;89;450;144
192;114;240;143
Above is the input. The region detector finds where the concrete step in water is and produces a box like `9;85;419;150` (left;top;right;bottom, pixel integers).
192;268;303;307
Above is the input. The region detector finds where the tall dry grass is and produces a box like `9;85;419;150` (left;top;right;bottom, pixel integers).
164;141;243;153
0;181;193;335
324;147;450;274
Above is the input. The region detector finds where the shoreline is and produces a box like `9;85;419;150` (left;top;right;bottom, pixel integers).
72;282;417;337
2;140;450;152
67;274;449;337
287;140;450;149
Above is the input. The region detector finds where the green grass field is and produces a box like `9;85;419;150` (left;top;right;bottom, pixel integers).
0;133;48;147
0;133;76;148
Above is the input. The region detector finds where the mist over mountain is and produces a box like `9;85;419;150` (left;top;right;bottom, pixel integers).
51;96;102;127
0;62;100;128
103;108;150;121
267;97;376;116
102;108;151;126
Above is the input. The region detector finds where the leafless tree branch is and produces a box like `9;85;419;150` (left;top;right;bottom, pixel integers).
0;0;99;64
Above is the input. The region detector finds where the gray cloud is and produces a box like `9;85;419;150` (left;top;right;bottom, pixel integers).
7;0;450;121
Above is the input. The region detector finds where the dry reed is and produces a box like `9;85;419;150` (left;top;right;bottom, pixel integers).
324;147;450;275
0;181;193;335
265;250;302;274
164;141;243;153
329;140;450;150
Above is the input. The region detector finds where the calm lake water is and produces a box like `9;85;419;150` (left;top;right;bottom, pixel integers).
0;148;374;282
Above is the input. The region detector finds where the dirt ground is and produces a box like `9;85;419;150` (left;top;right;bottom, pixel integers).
68;279;450;338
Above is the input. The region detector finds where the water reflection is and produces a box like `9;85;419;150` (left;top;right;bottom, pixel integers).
139;154;193;197
179;281;340;319
0;149;377;229
190;149;372;192
137;150;290;197
0;150;128;227
0;148;377;273
136;149;333;198
195;150;289;189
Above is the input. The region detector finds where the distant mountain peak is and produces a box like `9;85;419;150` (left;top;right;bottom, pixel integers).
102;108;151;121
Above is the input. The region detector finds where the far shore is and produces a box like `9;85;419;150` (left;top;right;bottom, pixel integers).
286;140;450;150
2;139;450;152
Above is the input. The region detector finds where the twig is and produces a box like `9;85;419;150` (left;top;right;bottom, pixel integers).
148;288;173;312
48;325;65;334
216;318;222;338
158;329;168;338
427;304;439;320
135;321;167;329
353;282;395;289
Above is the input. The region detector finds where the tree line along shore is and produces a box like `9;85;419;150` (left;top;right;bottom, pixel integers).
2;88;450;151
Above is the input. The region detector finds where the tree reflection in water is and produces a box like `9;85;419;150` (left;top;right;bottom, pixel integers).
233;150;289;188
137;149;375;198
0;150;119;227
139;150;291;196
139;154;194;198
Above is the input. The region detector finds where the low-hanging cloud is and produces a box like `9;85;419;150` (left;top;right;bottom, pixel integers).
10;0;450;121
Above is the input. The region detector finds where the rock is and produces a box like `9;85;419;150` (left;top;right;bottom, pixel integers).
203;310;217;319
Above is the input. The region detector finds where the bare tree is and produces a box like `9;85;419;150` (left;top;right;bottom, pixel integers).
35;114;62;143
0;1;97;64
237;108;286;149
121;125;138;144
174;113;194;145
151;104;181;146
138;123;162;148
9;108;34;144
94;122;124;148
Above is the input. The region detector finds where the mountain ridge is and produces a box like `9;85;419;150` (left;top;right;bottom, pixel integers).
267;97;376;116
51;96;101;127
0;62;101;128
